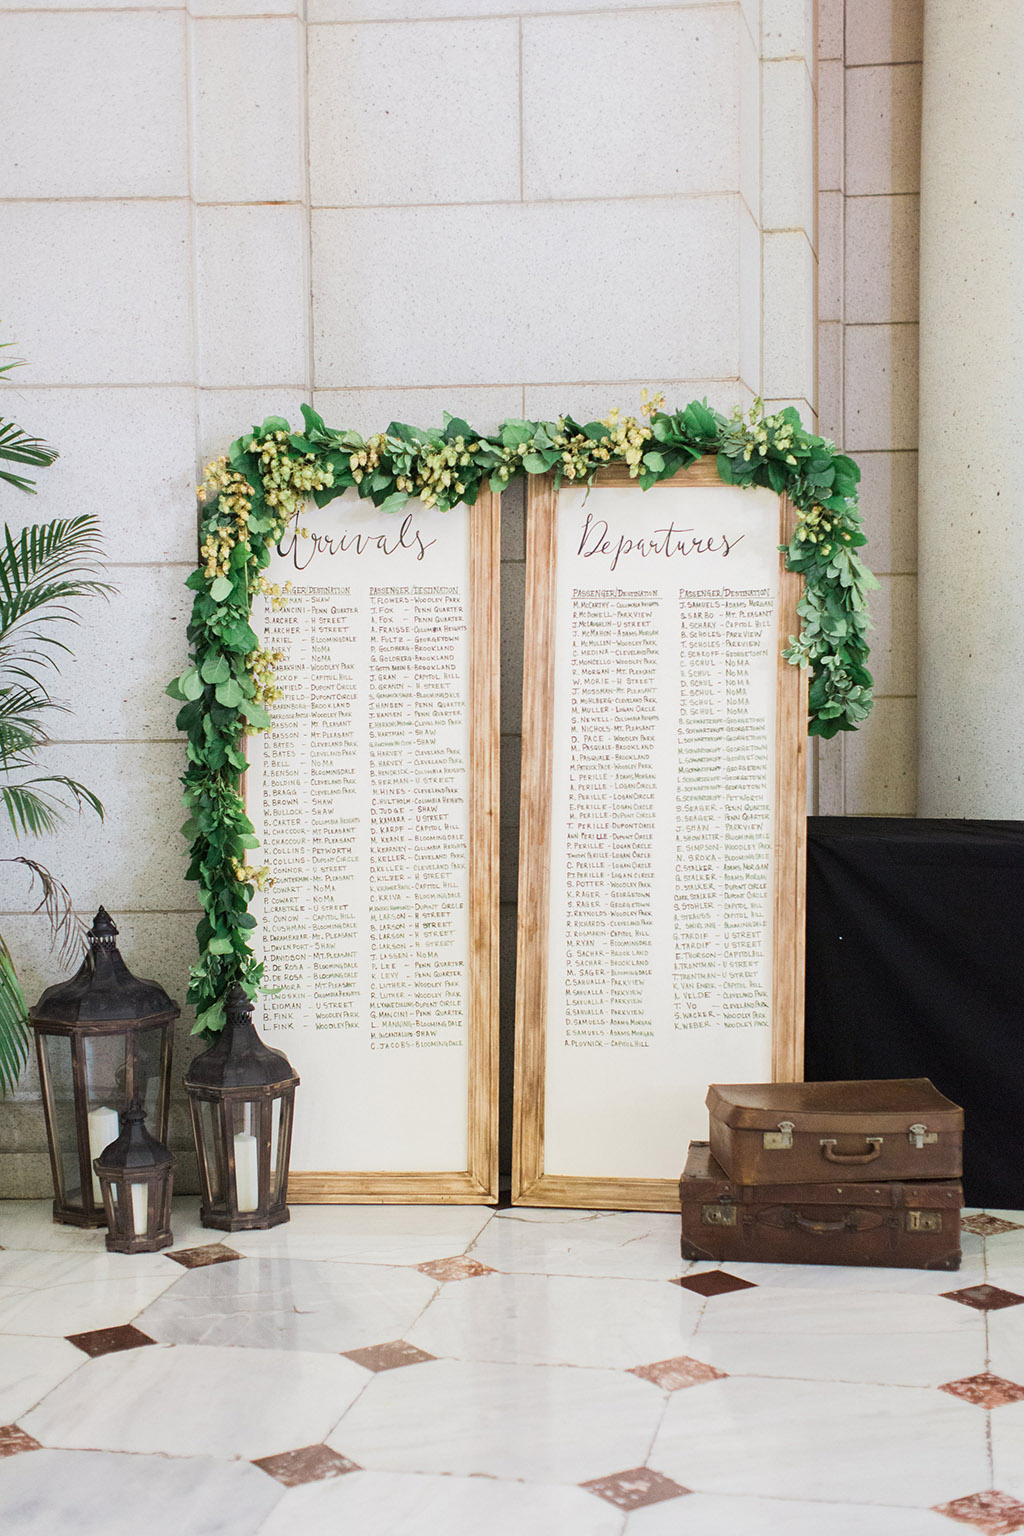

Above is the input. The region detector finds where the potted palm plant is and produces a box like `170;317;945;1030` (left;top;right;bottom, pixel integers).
1;334;109;1094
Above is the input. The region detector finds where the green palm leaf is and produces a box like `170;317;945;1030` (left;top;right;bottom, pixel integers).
0;936;29;1097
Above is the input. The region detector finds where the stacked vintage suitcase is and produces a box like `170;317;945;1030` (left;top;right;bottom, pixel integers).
680;1079;964;1270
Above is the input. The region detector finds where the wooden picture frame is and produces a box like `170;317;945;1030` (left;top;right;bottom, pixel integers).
512;461;807;1212
246;491;500;1203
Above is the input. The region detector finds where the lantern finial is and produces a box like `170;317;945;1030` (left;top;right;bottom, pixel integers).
88;907;119;943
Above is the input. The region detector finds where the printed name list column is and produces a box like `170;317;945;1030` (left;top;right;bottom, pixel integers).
247;502;473;1174
543;482;782;1180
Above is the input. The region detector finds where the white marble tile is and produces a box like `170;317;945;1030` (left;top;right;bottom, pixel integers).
261;1470;623;1536
692;1287;985;1386
0;1250;180;1337
331;1357;662;1483
135;1256;436;1352
0;1335;85;1422
408;1270;701;1370
228;1201;492;1264
0;1448;283;1536
651;1377;988;1505
628;1493;955;1535
471;1209;686;1280
984;1306;1024;1388
719;1242;985;1293
22;1343;366;1459
990;1402;1024;1500
0;1201;112;1253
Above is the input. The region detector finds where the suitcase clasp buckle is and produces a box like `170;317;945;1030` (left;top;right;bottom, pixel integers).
763;1120;795;1150
907;1209;942;1233
908;1123;938;1150
701;1202;737;1227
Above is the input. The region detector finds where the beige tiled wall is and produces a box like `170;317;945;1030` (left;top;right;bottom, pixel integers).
816;0;921;815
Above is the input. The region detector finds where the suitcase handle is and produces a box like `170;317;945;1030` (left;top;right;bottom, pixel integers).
819;1137;883;1165
792;1211;861;1235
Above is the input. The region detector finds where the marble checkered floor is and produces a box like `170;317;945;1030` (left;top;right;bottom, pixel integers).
1;1201;1024;1534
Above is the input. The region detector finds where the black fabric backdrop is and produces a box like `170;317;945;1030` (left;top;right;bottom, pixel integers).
805;817;1024;1210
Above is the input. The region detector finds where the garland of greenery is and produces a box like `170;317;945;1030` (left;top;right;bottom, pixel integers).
168;396;874;1037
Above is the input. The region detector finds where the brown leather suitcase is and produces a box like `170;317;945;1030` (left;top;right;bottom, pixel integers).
680;1142;962;1270
706;1078;963;1185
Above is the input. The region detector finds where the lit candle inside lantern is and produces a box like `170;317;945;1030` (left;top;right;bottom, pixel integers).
130;1182;149;1235
233;1132;259;1212
87;1105;120;1202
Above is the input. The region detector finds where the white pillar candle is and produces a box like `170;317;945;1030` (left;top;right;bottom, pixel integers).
130;1181;149;1235
87;1105;120;1203
233;1131;259;1212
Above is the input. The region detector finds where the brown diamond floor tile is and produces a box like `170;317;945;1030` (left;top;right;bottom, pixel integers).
672;1270;757;1298
582;1467;691;1512
629;1355;727;1391
342;1339;436;1372
940;1374;1024;1409
962;1215;1024;1238
416;1256;495;1282
166;1243;242;1269
942;1284;1024;1313
253;1444;360;1487
933;1490;1024;1534
0;1426;41;1460
66;1324;157;1358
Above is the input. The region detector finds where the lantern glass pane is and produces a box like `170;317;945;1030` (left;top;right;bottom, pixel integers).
196;1099;224;1206
40;1033;79;1204
231;1099;261;1214
126;1024;164;1123
82;1032;127;1115
269;1095;284;1203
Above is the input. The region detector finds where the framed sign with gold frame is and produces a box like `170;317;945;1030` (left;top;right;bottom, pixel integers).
245;490;499;1203
512;461;807;1212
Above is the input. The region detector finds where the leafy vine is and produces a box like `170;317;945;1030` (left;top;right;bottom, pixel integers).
168;396;874;1037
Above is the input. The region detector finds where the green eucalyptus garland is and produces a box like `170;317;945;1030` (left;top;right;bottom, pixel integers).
168;396;875;1038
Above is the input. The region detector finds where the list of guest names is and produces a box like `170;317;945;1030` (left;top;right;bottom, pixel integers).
543;483;782;1179
246;503;473;1173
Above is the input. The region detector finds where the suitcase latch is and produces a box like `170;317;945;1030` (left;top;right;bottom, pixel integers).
763;1120;795;1150
907;1209;942;1233
702;1202;737;1227
908;1123;938;1149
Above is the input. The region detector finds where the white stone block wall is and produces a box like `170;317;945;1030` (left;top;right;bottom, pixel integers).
0;0;821;1189
816;0;921;815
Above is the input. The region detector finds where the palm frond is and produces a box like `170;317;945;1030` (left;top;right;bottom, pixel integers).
0;937;29;1096
8;857;85;968
0;421;58;494
0;518;107;599
2;776;103;838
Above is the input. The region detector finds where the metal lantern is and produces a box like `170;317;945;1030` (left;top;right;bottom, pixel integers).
94;1101;175;1254
184;984;299;1232
30;908;179;1228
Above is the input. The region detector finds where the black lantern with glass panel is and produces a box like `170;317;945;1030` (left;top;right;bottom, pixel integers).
184;983;298;1231
93;1101;175;1253
30;908;179;1228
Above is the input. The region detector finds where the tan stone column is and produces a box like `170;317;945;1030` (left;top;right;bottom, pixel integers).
918;1;1024;815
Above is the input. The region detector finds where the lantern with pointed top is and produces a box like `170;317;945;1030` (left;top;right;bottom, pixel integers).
30;908;179;1228
94;1101;175;1253
184;984;299;1231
